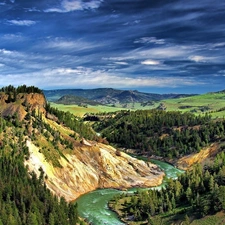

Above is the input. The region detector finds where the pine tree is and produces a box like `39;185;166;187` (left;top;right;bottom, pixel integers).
183;214;190;225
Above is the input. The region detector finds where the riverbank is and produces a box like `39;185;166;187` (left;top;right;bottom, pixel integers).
108;196;148;225
76;160;183;225
124;142;222;171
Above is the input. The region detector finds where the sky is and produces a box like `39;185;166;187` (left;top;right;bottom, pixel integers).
0;0;225;94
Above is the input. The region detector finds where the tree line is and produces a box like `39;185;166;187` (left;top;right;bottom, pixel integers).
0;85;43;95
0;85;43;104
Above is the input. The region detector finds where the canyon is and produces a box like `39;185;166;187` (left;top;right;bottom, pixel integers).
25;139;165;201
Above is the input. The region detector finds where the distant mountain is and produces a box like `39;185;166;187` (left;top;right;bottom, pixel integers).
44;88;196;105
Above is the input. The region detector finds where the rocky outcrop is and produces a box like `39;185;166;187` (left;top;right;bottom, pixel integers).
22;93;46;114
25;140;165;201
0;92;46;120
175;143;220;170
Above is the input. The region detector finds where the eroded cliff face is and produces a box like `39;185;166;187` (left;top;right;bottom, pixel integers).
175;143;220;170
25;140;164;201
0;92;46;120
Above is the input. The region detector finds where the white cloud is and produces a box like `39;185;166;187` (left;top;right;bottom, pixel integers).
0;66;203;89
2;34;23;40
0;49;14;55
7;20;36;26
103;56;135;61
189;55;217;63
114;62;128;65
212;42;225;48
189;55;206;62
138;46;187;59
141;59;161;65
0;49;26;59
43;38;105;52
134;37;165;45
44;0;103;13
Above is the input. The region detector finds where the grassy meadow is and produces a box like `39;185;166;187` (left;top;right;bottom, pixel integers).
48;91;225;118
161;92;225;118
49;102;127;117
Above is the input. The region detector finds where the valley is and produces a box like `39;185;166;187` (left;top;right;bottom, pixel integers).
1;85;225;225
45;88;225;119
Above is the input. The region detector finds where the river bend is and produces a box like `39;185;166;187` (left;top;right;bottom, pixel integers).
76;159;184;225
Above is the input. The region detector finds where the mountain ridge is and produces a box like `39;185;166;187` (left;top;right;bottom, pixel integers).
44;88;196;104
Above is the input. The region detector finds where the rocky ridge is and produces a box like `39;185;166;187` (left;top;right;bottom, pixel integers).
0;92;46;120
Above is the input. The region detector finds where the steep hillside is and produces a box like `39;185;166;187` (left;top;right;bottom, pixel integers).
25;138;164;201
0;85;165;202
0;87;46;121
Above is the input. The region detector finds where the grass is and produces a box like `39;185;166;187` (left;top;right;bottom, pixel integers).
49;92;225;118
49;102;129;117
161;92;225;118
49;102;164;117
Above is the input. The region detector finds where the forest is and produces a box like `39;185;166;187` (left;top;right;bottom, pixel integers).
95;110;225;158
110;151;225;224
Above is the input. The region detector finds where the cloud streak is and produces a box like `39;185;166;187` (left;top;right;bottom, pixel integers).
44;0;103;13
7;20;36;26
141;60;161;65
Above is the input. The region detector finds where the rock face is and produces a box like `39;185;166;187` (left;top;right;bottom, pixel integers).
175;143;220;170
25;140;165;201
0;92;46;120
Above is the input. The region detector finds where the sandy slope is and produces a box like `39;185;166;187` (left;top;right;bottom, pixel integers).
25;140;164;201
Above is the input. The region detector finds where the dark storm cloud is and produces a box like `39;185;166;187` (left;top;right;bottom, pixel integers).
0;0;225;93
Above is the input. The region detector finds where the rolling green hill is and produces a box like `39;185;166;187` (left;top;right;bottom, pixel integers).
55;94;101;106
160;91;225;118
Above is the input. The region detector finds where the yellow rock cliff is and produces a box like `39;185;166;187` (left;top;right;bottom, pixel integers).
25;139;164;201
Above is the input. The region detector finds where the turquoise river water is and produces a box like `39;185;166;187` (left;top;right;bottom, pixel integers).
76;159;184;225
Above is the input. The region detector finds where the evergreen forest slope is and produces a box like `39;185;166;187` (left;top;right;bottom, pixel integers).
0;85;82;225
95;110;225;163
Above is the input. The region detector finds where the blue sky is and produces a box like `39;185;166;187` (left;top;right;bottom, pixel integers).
0;0;225;94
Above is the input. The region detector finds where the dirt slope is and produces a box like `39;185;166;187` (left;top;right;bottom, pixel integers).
25;139;164;201
175;143;220;170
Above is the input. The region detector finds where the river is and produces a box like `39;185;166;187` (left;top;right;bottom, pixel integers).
76;159;184;225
